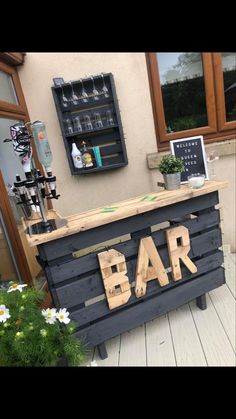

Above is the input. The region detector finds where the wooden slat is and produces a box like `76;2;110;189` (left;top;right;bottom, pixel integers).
74;268;225;347
209;285;235;350
51;231;222;309
26;181;227;248
46;209;220;282
70;251;224;327
146;314;176;366
38;192;220;262
189;295;235;366
168;304;207;366
119;325;146;366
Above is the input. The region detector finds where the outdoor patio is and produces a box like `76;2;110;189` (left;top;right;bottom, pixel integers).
85;247;235;366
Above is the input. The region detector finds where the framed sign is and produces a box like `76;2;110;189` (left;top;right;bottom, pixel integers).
170;135;209;183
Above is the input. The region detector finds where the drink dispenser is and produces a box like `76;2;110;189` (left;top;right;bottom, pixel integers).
31;121;53;175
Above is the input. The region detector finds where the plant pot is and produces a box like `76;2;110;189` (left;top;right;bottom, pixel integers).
163;173;181;190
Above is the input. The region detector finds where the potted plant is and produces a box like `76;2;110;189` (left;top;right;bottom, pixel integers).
0;282;86;367
158;154;185;190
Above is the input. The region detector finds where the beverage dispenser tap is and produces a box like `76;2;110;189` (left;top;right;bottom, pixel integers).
3;121;67;235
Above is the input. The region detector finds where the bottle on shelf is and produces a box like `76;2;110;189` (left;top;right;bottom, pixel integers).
71;142;83;169
81;140;94;168
31;121;53;175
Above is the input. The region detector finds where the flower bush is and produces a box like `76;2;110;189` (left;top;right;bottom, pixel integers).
0;282;86;366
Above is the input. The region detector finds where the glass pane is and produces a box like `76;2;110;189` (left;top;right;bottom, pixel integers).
222;52;236;122
157;53;208;133
0;70;19;104
0;210;20;284
0;117;26;225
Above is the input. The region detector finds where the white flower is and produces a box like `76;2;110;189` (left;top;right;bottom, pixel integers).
56;308;71;324
7;283;27;293
41;308;57;324
0;305;11;323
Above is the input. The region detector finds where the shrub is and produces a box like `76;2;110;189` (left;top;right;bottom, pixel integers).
0;282;86;366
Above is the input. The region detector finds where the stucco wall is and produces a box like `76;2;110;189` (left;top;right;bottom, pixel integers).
18;53;235;252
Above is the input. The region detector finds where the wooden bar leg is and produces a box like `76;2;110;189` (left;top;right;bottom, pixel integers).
196;294;207;310
97;342;108;360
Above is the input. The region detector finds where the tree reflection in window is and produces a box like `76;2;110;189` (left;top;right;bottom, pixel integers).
222;53;236;122
157;53;208;133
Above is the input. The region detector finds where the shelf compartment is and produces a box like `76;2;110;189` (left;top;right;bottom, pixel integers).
51;72;128;175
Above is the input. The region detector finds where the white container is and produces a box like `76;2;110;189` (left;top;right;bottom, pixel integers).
188;174;205;189
71;142;83;169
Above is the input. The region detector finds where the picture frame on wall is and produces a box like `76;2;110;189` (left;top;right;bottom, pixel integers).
170;135;209;183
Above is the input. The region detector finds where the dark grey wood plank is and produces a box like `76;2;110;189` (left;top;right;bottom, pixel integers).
46;209;220;285
74;267;225;346
69;250;224;327
52;229;222;309
38;192;219;262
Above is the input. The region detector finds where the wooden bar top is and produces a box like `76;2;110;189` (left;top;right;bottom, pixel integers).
24;180;228;247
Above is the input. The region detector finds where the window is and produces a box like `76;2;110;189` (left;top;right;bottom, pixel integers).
146;53;236;151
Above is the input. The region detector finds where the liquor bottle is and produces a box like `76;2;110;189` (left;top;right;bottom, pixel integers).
31;121;53;175
71;142;83;169
81;140;94;168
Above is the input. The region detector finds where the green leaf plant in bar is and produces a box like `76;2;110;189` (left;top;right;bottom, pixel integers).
0;282;86;366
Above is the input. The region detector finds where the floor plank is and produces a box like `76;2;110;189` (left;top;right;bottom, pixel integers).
209;284;235;351
81;347;94;367
119;325;146;366
146;314;176;366
189;295;236;366
224;253;236;298
168;304;207;366
228;253;236;265
93;336;120;366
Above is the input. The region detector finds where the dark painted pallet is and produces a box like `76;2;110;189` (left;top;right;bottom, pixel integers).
74;267;225;346
38;192;219;263
37;190;226;359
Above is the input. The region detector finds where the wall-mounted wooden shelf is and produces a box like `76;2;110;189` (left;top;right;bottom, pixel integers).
51;73;128;175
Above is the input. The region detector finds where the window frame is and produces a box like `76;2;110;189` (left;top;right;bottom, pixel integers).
212;53;236;132
146;53;236;151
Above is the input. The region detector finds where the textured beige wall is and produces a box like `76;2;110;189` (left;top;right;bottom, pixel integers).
18;53;158;215
18;53;235;251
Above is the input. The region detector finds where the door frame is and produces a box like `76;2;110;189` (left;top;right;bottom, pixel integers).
0;57;52;284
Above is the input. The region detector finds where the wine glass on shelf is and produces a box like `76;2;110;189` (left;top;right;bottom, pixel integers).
101;73;109;98
60;85;69;108
69;81;79;105
91;76;99;101
73;115;83;132
94;112;103;129
80;78;89;103
84;114;93;131
106;110;114;126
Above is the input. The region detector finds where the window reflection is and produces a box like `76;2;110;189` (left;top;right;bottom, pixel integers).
222;53;236;122
157;53;208;132
0;70;19;104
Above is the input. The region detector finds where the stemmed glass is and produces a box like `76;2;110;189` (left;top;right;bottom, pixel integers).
94;112;103;129
84;115;93;130
80;78;89;103
91;76;99;101
60;85;69;108
101;73;109;98
106;110;114;126
69;81;79;105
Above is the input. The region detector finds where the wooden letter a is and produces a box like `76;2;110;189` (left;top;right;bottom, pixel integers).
98;249;131;310
135;237;169;298
166;225;198;281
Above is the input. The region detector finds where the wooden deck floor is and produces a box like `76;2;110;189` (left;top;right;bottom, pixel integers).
85;250;236;367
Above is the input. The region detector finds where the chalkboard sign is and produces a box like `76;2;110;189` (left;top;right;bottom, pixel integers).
170;136;209;183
